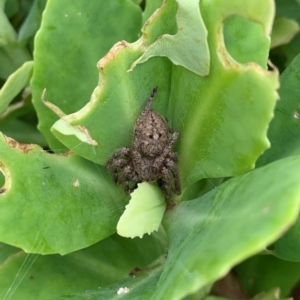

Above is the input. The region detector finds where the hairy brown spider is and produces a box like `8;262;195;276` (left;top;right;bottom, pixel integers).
105;87;181;199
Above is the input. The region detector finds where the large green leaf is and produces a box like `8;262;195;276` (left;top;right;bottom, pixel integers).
152;155;300;300
0;133;127;254
30;0;143;151
52;155;300;300
50;0;277;190
0;233;166;300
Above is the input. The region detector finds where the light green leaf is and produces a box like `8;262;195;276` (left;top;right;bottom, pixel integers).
131;0;210;76
117;183;166;238
0;61;33;114
0;133;127;254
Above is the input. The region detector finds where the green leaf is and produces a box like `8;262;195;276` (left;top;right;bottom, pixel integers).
0;6;17;45
30;0;142;151
152;155;300;300
224;15;270;67
0;118;47;146
142;0;163;25
0;234;166;300
277;32;300;68
52;262;164;300
271;216;300;262
0;242;20;263
275;0;300;21
18;0;47;44
257;53;300;167
50;155;300;300
251;289;289;300
235;255;300;297
0;61;33;114
0;133;127;254
50;0;278;190
117;183;166;239
131;0;210;76
271;17;300;48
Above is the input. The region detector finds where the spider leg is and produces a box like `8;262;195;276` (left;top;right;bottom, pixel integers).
105;147;131;168
107;158;129;184
131;149;143;174
120;165;139;194
153;131;179;170
160;166;173;199
165;157;181;195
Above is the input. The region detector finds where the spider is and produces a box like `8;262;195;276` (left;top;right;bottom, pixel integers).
105;87;181;199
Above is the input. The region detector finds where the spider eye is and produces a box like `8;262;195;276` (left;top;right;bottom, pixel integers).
149;134;153;139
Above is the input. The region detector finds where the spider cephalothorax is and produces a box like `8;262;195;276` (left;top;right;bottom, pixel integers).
105;87;181;198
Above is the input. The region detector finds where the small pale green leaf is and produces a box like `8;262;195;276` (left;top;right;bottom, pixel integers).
52;119;98;146
152;155;300;300
0;61;33;114
0;133;127;255
271;17;300;48
131;0;210;76
117;182;166;239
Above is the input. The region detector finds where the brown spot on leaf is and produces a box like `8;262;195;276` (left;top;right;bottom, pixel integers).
75;125;98;146
129;267;142;276
5;136;35;153
0;188;5;194
97;40;129;70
